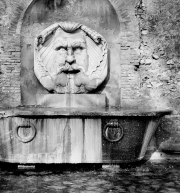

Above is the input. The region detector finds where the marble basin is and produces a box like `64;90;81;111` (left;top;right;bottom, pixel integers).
0;107;171;164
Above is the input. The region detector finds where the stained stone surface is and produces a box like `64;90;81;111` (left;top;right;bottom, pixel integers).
36;94;106;108
0;107;172;164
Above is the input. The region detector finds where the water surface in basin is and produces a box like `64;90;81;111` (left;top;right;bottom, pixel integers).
0;162;180;193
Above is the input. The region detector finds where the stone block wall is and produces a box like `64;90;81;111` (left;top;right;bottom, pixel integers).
136;0;180;111
138;0;180;152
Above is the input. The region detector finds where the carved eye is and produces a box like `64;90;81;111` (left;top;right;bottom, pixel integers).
55;46;67;51
73;46;84;52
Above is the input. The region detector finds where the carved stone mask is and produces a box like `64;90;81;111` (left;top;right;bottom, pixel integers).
50;29;89;75
34;22;108;93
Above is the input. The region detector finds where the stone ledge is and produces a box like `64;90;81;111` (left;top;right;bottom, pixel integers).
0;107;172;118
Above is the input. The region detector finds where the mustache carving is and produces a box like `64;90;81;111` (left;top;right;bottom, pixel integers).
57;63;85;74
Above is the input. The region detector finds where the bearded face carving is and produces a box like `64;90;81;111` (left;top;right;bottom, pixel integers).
34;22;108;93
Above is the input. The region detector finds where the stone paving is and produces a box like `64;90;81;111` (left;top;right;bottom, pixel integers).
0;163;180;192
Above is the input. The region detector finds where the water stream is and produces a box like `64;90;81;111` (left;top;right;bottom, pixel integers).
1;162;180;192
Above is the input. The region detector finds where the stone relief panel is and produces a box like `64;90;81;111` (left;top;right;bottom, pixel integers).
34;22;108;93
21;0;139;107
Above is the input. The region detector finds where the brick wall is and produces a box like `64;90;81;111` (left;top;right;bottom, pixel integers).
0;0;31;106
110;0;141;108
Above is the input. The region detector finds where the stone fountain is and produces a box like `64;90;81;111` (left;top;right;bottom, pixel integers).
0;21;171;165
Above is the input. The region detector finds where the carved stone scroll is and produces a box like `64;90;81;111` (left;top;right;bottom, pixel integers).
34;22;108;93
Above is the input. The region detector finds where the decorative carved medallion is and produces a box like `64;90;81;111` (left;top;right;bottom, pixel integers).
15;123;36;143
34;22;108;93
103;121;123;142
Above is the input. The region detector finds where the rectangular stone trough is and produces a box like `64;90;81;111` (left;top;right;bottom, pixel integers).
0;107;171;164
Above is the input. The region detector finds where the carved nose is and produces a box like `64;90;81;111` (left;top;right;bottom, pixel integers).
66;48;75;64
66;55;75;64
